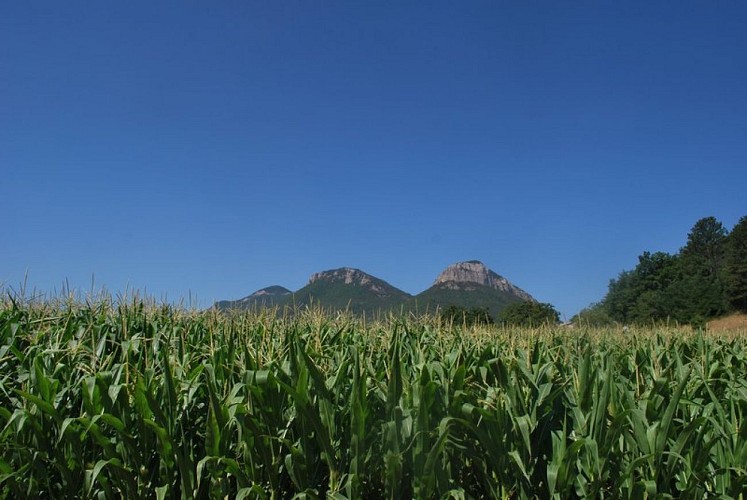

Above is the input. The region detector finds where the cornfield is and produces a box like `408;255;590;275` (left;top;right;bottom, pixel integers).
1;295;746;498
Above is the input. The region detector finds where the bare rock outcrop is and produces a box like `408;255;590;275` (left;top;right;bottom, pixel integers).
433;260;535;302
309;267;406;299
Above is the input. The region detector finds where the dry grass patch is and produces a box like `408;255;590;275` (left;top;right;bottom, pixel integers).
708;312;747;333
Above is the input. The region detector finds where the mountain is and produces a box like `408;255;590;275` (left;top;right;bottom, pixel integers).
290;268;411;316
410;261;535;318
431;260;534;301
214;261;534;319
213;285;292;310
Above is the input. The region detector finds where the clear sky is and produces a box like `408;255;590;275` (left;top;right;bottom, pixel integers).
2;2;746;318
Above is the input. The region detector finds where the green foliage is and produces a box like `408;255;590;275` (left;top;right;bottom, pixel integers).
598;215;744;325
680;216;729;318
572;302;614;326
605;252;681;323
726;216;747;312
682;216;728;275
289;280;410;317
439;305;494;326
497;301;560;327
3;296;747;498
408;283;524;320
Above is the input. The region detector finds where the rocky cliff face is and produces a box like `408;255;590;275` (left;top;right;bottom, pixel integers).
309;267;406;298
433;260;535;301
310;268;371;286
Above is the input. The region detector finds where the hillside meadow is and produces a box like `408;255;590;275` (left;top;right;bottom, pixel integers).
1;296;746;498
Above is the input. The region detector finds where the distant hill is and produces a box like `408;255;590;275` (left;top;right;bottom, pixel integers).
214;285;292;310
214;260;534;319
288;268;412;316
409;261;535;318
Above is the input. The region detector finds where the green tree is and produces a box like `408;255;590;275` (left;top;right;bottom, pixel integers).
497;301;560;327
681;216;728;277
679;216;729;319
604;252;680;323
572;302;614;326
598;216;739;325
605;269;638;323
725;216;747;312
440;305;493;326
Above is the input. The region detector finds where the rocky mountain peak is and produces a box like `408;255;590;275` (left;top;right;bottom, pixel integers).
308;267;407;299
433;261;535;301
434;261;492;287
309;267;371;285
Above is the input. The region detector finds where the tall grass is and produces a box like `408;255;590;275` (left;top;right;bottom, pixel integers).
1;294;746;498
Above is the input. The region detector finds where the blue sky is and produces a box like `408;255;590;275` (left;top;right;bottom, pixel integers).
2;2;746;318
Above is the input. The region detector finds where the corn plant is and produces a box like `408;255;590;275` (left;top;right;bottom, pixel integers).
1;295;747;498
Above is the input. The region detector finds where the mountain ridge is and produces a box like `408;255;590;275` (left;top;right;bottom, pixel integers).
215;261;534;317
213;285;291;310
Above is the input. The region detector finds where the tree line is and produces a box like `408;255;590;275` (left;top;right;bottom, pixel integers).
440;302;560;327
577;215;747;326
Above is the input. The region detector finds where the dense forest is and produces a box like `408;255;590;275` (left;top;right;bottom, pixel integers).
577;215;747;326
